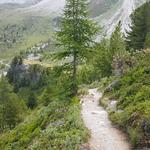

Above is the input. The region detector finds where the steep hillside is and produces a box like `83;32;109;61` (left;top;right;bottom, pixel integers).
103;50;150;147
0;100;89;150
89;0;119;17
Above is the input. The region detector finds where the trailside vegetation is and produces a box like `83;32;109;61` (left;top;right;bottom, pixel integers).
94;3;150;148
106;50;150;147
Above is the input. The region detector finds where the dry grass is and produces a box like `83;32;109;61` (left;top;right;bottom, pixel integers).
24;59;52;68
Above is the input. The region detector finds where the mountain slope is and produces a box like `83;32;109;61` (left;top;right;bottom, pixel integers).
0;0;148;59
95;0;147;34
0;0;148;34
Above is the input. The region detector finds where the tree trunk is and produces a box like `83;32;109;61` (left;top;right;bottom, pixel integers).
72;0;78;97
72;51;77;96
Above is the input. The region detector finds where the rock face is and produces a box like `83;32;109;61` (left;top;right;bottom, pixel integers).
104;80;120;93
25;0;150;32
95;0;148;35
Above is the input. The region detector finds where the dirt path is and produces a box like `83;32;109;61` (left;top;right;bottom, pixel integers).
81;89;130;150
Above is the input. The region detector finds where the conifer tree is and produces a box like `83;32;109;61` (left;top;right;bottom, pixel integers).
0;77;24;130
56;0;98;96
0;76;12;129
110;22;126;76
27;92;37;109
144;32;150;49
93;39;112;78
126;2;150;50
110;22;126;55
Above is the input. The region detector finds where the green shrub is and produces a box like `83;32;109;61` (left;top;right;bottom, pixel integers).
0;100;89;150
107;51;150;147
128;128;141;146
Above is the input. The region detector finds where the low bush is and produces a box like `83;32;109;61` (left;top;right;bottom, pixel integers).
106;51;150;147
0;100;89;150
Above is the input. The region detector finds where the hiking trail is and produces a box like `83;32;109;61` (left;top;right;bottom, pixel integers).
81;89;130;150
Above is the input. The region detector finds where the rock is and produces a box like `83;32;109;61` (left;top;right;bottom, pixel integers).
48;121;64;127
116;109;124;113
108;100;117;111
104;80;120;93
79;144;90;150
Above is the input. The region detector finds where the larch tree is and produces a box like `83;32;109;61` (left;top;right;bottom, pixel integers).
56;0;98;96
110;22;127;76
110;22;126;55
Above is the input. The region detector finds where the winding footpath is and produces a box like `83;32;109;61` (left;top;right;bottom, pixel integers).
81;89;130;150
